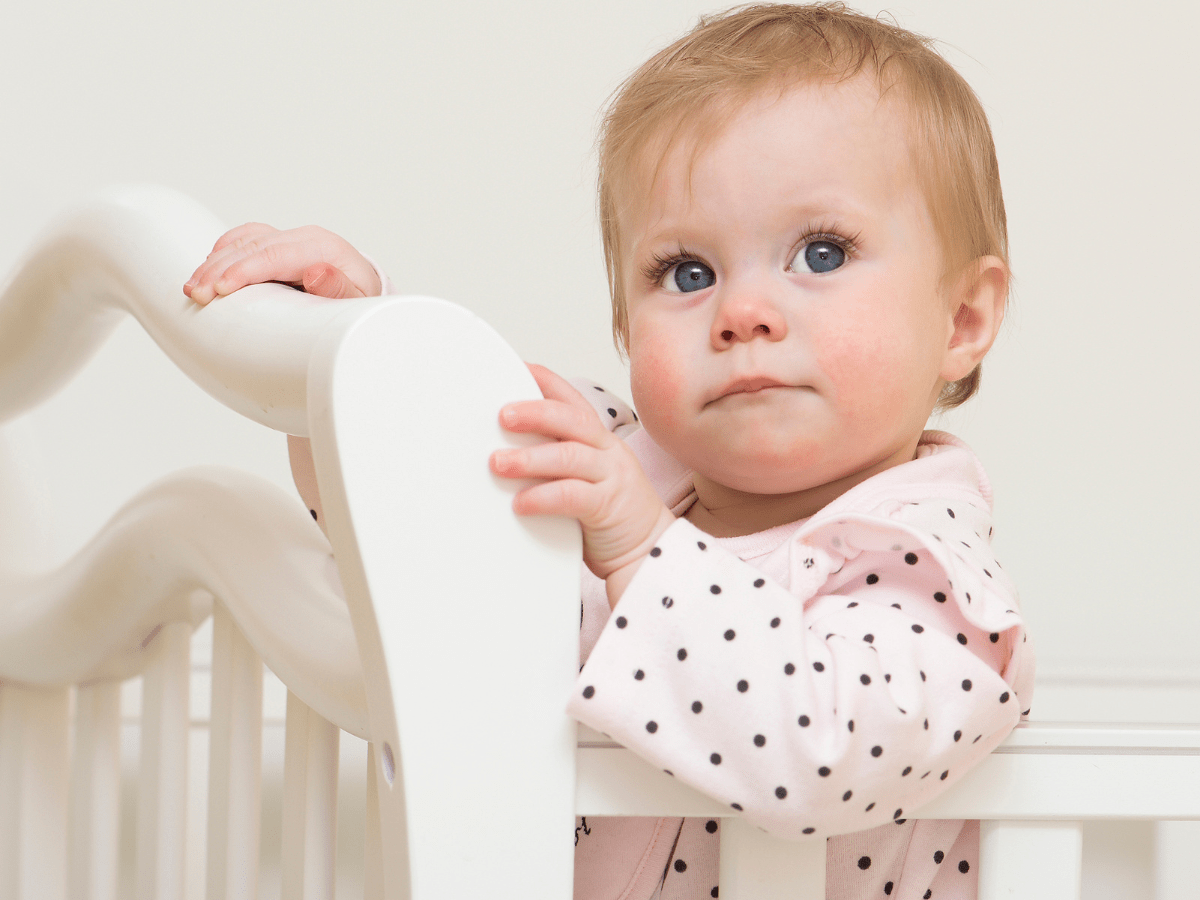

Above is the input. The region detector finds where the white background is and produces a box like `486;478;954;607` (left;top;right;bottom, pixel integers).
2;1;1198;893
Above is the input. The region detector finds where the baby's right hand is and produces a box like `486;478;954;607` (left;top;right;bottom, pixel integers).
184;223;382;304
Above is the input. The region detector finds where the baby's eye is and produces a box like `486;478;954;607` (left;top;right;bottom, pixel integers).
665;260;716;293
792;240;847;274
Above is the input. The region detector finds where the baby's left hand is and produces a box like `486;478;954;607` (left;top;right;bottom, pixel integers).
490;364;674;607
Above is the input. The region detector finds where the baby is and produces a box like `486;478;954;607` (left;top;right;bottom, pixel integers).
185;4;1033;898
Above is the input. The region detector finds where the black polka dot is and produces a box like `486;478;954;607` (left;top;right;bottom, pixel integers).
711;889;718;899
947;508;955;518
934;591;947;603
803;827;815;835
861;674;871;685
770;617;781;628
934;850;944;863
661;596;674;608
863;634;874;643
692;701;703;713
616;616;627;628
902;766;912;776
920;670;926;681
990;632;1000;642
607;407;617;418
593;385;604;391
1000;692;1010;703
737;679;749;692
634;670;644;680
309;509;318;520
818;766;831;777
954;730;962;742
843;790;853;801
784;663;796;675
857;856;871;870
940;770;949;780
754;734;766;747
731;803;743;811
866;573;879;584
650;547;661;558
710;584;722;594
677;648;688;661
904;552;918;565
885;674;892;682
813;662;825;672
848;720;855;732
884;882;894;895
710;753;722;764
865;802;875;812
724;629;736;641
912;624;924;633
706;820;718;833
974;734;982;743
923;719;929;730
893;809;903;820
646;721;657;733
582;686;595;698
697;541;707;550
775;786;788;799
965;592;972;602
674;859;687;873
871;745;883;757
959;860;970;874
798;715;811;727
962;679;972;691
957;633;967;645
924;891;932;899
753;578;765;588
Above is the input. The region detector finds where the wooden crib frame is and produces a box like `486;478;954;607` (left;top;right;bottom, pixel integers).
1;187;1197;900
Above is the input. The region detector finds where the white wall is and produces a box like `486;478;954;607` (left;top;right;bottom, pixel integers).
5;0;1198;745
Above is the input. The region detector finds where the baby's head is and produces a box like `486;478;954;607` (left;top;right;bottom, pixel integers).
599;2;1008;410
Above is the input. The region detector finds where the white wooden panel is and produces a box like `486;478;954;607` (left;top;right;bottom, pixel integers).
206;603;264;900
280;691;339;900
69;681;121;900
135;622;191;900
719;817;824;900
979;821;1082;900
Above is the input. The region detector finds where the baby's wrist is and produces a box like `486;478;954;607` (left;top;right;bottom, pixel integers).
603;507;676;609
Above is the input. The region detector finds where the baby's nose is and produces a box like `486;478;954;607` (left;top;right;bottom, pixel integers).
711;291;788;347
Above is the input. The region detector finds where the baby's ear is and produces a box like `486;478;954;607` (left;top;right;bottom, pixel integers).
287;435;326;535
940;255;1008;383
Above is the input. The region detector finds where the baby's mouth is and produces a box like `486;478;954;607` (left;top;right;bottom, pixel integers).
709;377;792;404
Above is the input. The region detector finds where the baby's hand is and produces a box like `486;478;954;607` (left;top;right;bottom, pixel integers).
184;223;382;304
491;364;675;607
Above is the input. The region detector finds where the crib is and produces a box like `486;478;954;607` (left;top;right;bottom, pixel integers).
0;186;1196;900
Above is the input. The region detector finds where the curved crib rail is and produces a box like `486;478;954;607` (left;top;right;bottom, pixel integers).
0;186;583;899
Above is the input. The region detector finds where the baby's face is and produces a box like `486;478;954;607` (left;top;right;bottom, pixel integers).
621;77;960;503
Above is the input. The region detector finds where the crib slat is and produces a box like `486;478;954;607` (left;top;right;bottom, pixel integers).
135;622;192;900
979;820;1082;900
0;683;71;900
206;603;264;900
364;743;383;900
69;682;121;900
718;817;825;899
280;690;340;900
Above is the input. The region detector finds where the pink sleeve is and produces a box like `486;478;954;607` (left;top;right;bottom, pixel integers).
566;508;1031;841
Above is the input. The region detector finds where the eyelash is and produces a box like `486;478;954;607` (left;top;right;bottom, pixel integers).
640;226;862;288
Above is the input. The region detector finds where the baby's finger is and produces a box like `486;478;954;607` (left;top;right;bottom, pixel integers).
499;396;611;448
509;476;602;521
302;263;365;300
185;224;278;300
490;440;608;485
210;222;279;256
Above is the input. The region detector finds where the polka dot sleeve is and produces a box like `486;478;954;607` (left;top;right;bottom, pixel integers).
567;511;1029;841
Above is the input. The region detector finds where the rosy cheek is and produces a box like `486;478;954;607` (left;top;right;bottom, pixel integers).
629;337;686;432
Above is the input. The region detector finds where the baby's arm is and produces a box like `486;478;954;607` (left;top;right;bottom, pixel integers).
570;502;1030;841
490;364;675;606
184;222;383;305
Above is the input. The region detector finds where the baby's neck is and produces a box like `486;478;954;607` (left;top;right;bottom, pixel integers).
684;451;916;538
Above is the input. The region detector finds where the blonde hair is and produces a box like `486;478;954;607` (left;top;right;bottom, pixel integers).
598;2;1009;408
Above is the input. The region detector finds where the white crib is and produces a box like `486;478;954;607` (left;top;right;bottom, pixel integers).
0;186;1196;900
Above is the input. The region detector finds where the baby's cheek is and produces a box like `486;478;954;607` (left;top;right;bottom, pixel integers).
629;350;686;432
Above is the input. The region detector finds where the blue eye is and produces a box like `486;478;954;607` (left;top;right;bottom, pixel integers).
799;240;846;274
669;260;716;293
